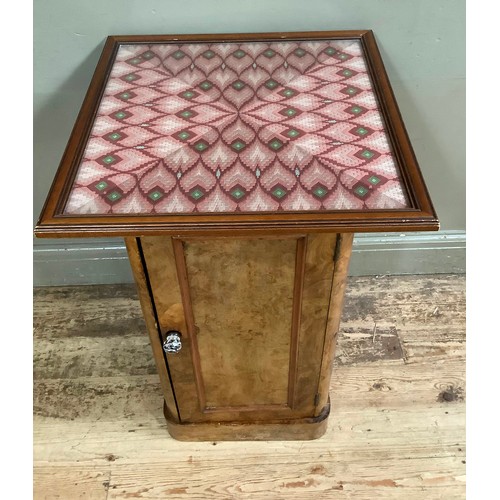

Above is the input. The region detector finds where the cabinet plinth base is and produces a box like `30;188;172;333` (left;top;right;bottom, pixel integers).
164;400;330;441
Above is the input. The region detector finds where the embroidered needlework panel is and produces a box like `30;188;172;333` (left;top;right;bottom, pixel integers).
64;39;410;215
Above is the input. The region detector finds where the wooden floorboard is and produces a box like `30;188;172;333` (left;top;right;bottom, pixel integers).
33;274;466;499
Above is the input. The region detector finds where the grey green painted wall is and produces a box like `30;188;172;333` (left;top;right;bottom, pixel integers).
33;0;465;284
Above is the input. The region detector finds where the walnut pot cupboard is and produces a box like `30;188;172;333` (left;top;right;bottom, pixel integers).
35;31;438;440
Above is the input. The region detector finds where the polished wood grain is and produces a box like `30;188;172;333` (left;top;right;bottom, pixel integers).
288;236;307;407
137;233;340;431
33;274;465;499
124;237;179;422
165;401;330;441
37;36;118;221
139;236;203;423
316;233;354;414
180;237;297;410
294;233;338;415
35;30;438;238
361;32;436;216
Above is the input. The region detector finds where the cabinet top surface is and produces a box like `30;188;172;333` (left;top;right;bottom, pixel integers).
36;31;438;237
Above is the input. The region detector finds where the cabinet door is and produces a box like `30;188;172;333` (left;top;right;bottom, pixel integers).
140;234;337;423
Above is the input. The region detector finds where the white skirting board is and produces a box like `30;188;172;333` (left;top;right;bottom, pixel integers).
33;230;465;286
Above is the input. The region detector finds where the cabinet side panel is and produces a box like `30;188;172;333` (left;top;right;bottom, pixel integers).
140;236;203;422
315;232;354;415
294;233;338;414
124;237;179;422
183;238;296;409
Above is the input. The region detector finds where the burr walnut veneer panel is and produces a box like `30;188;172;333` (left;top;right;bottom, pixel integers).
133;232;345;437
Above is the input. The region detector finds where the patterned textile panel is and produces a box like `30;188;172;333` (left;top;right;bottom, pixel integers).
64;40;409;215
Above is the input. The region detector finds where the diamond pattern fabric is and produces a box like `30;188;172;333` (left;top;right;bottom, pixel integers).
64;40;409;215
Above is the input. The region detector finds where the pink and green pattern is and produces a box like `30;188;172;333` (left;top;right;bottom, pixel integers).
64;40;409;215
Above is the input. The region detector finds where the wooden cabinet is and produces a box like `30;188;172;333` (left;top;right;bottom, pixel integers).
35;31;438;440
125;233;352;439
